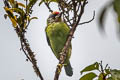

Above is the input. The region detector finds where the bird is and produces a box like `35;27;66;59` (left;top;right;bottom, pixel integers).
45;11;73;76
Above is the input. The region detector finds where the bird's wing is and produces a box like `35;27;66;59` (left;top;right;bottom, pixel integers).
45;26;56;54
45;27;50;46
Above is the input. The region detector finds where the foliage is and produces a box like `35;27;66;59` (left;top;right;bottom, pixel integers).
80;62;99;74
111;69;120;80
80;72;97;80
80;61;120;80
98;0;120;36
4;0;38;30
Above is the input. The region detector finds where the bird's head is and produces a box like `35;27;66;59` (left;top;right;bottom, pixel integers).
47;11;62;25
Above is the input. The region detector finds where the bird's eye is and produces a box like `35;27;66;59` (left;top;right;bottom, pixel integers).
49;14;57;19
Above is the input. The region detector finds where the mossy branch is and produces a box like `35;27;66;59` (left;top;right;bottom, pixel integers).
3;0;44;80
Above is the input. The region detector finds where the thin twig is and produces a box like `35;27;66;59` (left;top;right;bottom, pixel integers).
100;61;106;80
79;11;95;25
44;1;53;12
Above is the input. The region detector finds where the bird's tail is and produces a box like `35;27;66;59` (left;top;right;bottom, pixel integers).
64;61;73;76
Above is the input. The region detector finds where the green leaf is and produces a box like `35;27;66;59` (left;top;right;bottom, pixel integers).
30;17;38;21
39;0;44;6
80;72;97;80
98;6;107;32
8;0;15;6
10;8;25;16
8;0;14;3
4;7;14;18
27;0;37;14
98;73;107;80
49;0;59;2
4;7;17;28
107;77;113;80
27;0;37;9
9;0;18;8
80;62;99;74
4;14;8;19
41;0;59;3
10;8;25;15
98;2;112;34
113;0;120;23
111;69;120;80
10;17;17;28
105;69;111;74
17;2;26;8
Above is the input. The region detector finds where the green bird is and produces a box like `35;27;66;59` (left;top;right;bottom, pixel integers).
45;11;73;76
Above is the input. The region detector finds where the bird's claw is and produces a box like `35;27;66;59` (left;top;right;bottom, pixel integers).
57;63;68;74
64;63;67;66
57;64;63;74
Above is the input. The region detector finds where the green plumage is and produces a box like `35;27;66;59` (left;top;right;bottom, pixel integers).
45;22;73;76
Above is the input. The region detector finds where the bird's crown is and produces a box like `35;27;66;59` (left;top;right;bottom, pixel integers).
52;11;60;15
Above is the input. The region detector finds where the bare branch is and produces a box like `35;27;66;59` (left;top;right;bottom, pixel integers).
79;11;95;25
44;2;53;12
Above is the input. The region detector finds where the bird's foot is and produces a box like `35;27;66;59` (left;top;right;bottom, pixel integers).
57;64;63;74
63;63;67;66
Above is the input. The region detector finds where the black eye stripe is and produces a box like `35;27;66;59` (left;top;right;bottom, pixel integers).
49;14;57;18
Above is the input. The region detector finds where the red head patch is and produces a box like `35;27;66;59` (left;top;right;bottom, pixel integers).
52;11;60;15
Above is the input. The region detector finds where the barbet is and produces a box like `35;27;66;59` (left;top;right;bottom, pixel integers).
45;11;73;76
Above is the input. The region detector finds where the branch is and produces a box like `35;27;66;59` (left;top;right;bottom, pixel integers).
54;0;88;80
44;1;53;12
16;27;44;80
99;61;106;80
79;11;95;25
3;0;44;80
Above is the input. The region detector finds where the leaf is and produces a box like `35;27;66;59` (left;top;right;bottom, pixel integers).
27;0;37;9
98;6;107;32
80;62;99;74
98;2;112;34
30;17;38;21
80;72;97;80
111;69;120;80
49;0;59;2
40;0;59;3
107;77;113;80
113;0;120;23
8;0;14;5
105;69;111;74
10;17;17;28
39;0;59;6
8;0;14;3
23;22;27;29
39;0;44;6
10;8;25;16
98;73;107;80
4;14;8;19
17;3;26;8
9;0;18;8
4;7;17;28
27;0;37;13
4;7;14;18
